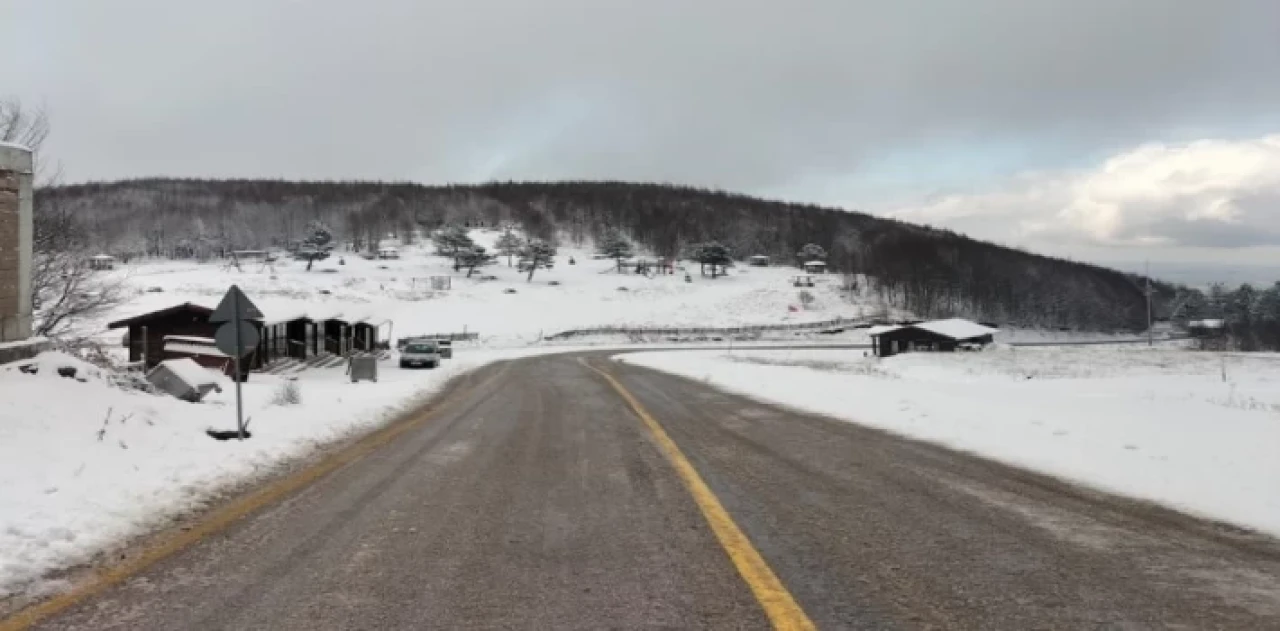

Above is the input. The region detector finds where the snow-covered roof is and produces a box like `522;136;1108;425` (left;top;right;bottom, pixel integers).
912;318;999;340
1190;319;1225;328
803;260;826;266
153;358;220;388
866;325;902;336
90;254;115;260
163;335;216;344
0;141;33;172
107;302;215;329
164;342;228;358
307;309;345;322
263;310;310;327
867;318;998;340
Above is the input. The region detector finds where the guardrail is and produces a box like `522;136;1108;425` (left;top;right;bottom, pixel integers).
397;332;481;349
542;317;870;341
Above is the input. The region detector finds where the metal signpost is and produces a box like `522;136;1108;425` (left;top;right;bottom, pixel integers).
210;285;263;440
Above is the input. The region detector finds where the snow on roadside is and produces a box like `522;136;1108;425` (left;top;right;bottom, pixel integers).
620;347;1280;538
0;346;568;598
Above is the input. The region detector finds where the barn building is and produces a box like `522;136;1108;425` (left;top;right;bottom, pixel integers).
870;318;998;358
109;303;222;369
111;301;391;371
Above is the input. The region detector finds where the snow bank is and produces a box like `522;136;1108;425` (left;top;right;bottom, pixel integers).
621;347;1280;537
0;347;570;598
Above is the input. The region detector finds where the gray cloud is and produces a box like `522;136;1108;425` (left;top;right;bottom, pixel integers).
3;0;1277;184
3;0;1280;265
886;135;1280;261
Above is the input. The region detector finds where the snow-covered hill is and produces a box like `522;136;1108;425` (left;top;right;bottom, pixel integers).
91;230;880;345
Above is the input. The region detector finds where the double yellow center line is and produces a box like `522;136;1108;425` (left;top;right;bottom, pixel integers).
585;359;817;631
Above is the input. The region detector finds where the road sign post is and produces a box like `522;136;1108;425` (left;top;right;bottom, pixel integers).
211;285;264;440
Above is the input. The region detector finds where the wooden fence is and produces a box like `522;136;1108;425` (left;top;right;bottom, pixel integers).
542;316;870;341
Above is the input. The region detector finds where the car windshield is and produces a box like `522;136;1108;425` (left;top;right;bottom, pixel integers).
405;343;436;353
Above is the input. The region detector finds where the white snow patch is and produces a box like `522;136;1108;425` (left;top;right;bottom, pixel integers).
621;347;1280;537
0;345;580;598
912;318;998;339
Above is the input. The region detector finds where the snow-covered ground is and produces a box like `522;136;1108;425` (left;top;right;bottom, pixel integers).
92;230;879;346
621;345;1280;537
0;345;591;598
2;229;1176;601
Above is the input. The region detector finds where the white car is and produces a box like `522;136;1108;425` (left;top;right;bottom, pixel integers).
399;341;441;369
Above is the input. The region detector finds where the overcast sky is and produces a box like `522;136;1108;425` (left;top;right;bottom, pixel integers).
4;0;1280;275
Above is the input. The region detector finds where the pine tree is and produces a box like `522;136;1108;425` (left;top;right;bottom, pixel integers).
796;243;827;266
1228;284;1258;326
1172;287;1207;325
520;239;557;282
688;241;733;279
1206;283;1229;318
432;225;474;270
300;220;334;271
495;229;523;267
597;229;635;272
304;219;333;249
457;245;496;278
1253;283;1280;323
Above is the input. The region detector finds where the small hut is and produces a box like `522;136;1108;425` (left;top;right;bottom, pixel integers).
88;255;116;270
802;261;827;274
749;255;770;267
870;318;998;358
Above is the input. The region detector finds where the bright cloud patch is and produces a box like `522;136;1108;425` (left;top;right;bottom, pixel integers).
888;135;1280;249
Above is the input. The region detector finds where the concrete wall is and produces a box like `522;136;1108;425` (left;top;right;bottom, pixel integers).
0;142;34;342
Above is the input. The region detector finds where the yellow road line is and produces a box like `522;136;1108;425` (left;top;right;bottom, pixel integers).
0;368;497;631
584;359;817;631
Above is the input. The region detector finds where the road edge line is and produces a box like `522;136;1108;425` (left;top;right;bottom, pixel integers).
0;364;502;631
583;359;816;631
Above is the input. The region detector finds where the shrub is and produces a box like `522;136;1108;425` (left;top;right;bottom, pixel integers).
272;379;302;406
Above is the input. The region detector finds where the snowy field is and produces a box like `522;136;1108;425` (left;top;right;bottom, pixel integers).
621;345;1280;538
88;230;878;346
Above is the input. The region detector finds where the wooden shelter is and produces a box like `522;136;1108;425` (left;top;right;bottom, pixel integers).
108;303;266;370
870;318;998;358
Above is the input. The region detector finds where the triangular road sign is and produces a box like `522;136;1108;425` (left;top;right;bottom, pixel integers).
210;285;264;323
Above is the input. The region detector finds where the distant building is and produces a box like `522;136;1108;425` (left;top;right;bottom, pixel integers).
107;301;391;371
1187;319;1228;350
0;142;34;343
802;260;827;274
749;255;770;267
870;318;998;358
89;254;116;270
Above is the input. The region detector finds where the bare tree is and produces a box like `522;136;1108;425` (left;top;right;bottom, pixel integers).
5;97;127;340
0;99;49;154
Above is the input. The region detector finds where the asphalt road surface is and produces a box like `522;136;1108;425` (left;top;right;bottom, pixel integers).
21;352;1280;630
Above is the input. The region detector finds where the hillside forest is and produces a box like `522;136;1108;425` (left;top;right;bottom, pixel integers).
40;178;1197;335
